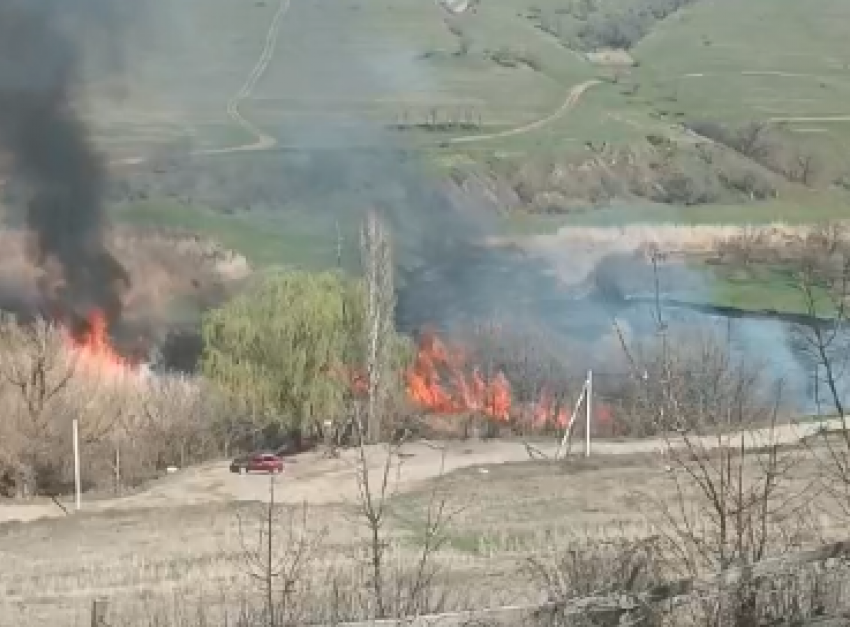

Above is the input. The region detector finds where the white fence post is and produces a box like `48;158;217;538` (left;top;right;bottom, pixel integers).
585;370;593;457
73;418;82;511
556;380;587;460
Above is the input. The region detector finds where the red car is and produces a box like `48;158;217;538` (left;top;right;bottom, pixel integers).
229;452;285;475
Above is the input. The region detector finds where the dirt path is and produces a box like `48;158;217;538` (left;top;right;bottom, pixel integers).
110;0;291;167
0;416;840;524
448;79;600;145
109;8;597;162
193;0;291;156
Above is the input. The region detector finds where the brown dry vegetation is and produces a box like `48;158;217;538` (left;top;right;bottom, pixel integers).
524;222;816;257
0;223;251;329
1;323;849;626
502;140;784;213
0;319;229;499
508;221;850;294
5;218;850;626
0;442;845;626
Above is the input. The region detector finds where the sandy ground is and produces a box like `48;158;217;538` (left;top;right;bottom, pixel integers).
0;418;834;525
1;420;842;627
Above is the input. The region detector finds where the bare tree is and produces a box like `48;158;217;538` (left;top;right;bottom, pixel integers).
235;476;327;626
360;211;396;444
0;316;74;438
609;260;816;626
0;316;75;496
350;213;457;620
733;121;773;161
349;430;455;620
793;232;850;518
140;376;220;470
785;150;822;186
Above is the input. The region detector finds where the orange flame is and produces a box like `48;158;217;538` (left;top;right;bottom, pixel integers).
63;310;135;375
531;387;570;429
405;329;510;421
403;329;618;433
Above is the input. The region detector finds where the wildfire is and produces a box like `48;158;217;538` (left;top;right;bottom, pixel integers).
404;328;613;432
531;387;570;429
405;329;511;421
63;309;135;375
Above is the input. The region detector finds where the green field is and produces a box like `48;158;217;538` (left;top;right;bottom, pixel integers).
113;201;345;269
96;0;850;159
99;0;850;316
502;191;850;234
705;262;832;315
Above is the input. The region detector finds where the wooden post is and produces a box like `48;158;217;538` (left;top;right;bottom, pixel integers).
585;370;593;457
73;418;81;511
91;598;108;627
114;442;121;496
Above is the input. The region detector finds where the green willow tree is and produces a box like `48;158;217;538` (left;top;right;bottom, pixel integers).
201;269;409;435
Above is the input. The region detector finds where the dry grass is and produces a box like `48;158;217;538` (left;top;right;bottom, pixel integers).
1;442;842;626
0;317;225;497
526;222;834;258
396;450;840;552
0;223;251;327
498;221;850;292
0;500;499;626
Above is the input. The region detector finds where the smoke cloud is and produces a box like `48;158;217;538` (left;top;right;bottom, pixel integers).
0;0;133;335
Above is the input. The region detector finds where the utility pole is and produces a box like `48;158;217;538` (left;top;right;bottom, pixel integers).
556;379;587;460
72;417;82;511
585;370;593;457
335;219;343;270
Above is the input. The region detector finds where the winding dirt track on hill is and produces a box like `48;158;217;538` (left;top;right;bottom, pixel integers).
107;5;602;163
110;0;291;166
448;79;601;145
194;0;291;155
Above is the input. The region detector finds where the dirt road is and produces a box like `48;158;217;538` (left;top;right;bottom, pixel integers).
109;0;291;167
108;6;600;164
449;79;601;145
193;0;291;155
0;417;839;524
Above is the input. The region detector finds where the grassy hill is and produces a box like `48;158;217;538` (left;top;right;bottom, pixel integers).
88;0;850;313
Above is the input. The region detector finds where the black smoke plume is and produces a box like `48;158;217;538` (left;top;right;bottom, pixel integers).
0;0;130;337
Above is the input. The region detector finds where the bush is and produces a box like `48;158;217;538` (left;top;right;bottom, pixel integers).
0;317;229;497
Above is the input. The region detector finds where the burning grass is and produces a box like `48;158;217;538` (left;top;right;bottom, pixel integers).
407;328;512;422
0;314;225;498
0;223;250;332
403;325;621;437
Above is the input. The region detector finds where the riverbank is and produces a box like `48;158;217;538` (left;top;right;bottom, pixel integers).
505;221;848;318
